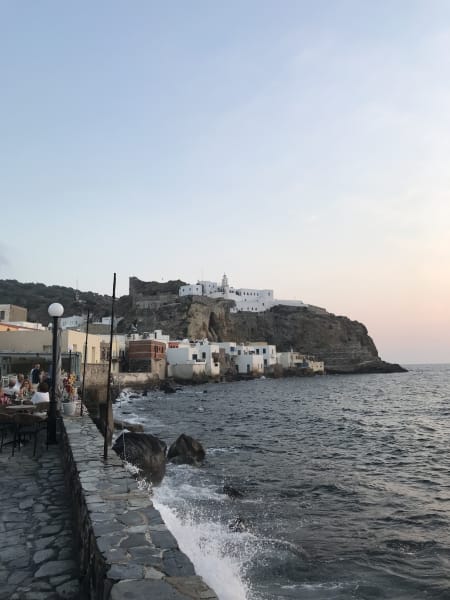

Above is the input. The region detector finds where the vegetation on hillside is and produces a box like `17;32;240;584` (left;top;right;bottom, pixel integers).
0;279;128;325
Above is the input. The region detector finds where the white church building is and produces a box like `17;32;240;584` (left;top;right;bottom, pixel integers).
179;274;306;314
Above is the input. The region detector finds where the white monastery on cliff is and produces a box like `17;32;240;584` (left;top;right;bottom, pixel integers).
179;274;306;313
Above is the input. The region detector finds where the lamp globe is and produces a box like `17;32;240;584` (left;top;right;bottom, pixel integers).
48;303;64;318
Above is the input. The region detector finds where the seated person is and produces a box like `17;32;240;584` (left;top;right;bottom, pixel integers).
19;378;32;399
13;374;24;394
31;382;50;404
4;378;18;398
0;385;9;405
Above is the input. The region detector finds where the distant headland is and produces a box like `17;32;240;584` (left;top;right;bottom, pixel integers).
0;276;406;375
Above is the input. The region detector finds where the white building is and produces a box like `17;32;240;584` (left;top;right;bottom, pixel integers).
193;340;220;377
60;315;85;330
251;343;277;369
277;351;324;373
166;341;206;380
3;321;46;331
126;330;170;344
180;274;274;313
277;351;308;369
217;342;265;375
146;330;170;343
307;359;325;373
166;339;220;379
234;345;264;375
179;283;205;296
179;274;306;313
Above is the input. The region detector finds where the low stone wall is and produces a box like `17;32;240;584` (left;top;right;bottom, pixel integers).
61;416;217;600
113;372;159;388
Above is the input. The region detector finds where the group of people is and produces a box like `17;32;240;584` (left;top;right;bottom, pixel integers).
0;363;50;405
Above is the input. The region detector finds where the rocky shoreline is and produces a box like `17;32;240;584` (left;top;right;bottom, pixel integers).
111;359;407;400
324;360;407;375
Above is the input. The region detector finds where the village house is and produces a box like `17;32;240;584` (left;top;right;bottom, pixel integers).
60;315;85;330
166;341;206;380
166;339;220;380
127;338;166;379
277;350;324;374
0;304;28;323
0;328;107;380
0;304;46;331
216;342;266;375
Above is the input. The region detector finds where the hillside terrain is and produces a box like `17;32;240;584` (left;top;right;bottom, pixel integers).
0;279;129;325
122;290;404;374
0;278;405;374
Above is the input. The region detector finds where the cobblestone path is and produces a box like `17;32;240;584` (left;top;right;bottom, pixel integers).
0;432;80;599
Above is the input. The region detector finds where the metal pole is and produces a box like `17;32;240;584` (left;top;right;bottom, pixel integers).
104;273;116;460
80;310;90;417
68;349;72;377
48;316;58;444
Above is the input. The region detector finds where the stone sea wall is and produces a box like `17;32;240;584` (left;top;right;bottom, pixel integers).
61;416;217;600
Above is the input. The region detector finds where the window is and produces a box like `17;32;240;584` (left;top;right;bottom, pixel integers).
263;348;266;354
0;311;5;319
192;353;198;361
202;352;206;359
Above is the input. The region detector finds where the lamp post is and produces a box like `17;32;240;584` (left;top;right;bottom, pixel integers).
68;345;73;377
48;302;64;444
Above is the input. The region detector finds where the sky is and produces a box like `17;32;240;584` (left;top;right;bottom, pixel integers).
1;1;449;364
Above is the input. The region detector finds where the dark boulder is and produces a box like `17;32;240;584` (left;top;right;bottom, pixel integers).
113;432;167;484
228;517;246;532
160;380;177;394
223;485;244;499
167;434;205;465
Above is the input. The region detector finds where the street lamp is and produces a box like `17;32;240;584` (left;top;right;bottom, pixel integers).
48;302;64;443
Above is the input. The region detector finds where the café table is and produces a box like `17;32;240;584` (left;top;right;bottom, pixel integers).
4;404;37;413
3;405;48;455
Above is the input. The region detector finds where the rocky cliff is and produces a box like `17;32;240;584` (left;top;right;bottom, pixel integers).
120;292;405;374
230;304;404;374
0;278;405;374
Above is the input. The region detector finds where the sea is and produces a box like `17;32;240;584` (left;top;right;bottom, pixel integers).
113;364;450;600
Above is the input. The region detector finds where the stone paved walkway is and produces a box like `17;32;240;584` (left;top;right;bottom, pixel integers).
0;428;81;599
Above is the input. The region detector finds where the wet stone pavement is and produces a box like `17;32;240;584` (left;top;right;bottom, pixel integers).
0;431;80;599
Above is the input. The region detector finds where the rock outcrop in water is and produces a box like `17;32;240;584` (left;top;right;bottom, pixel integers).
119;280;405;374
167;434;206;465
113;432;167;484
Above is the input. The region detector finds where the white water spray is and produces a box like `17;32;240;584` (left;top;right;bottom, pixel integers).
153;485;260;600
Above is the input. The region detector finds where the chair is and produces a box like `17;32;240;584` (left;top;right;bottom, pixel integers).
12;412;48;457
0;411;15;452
